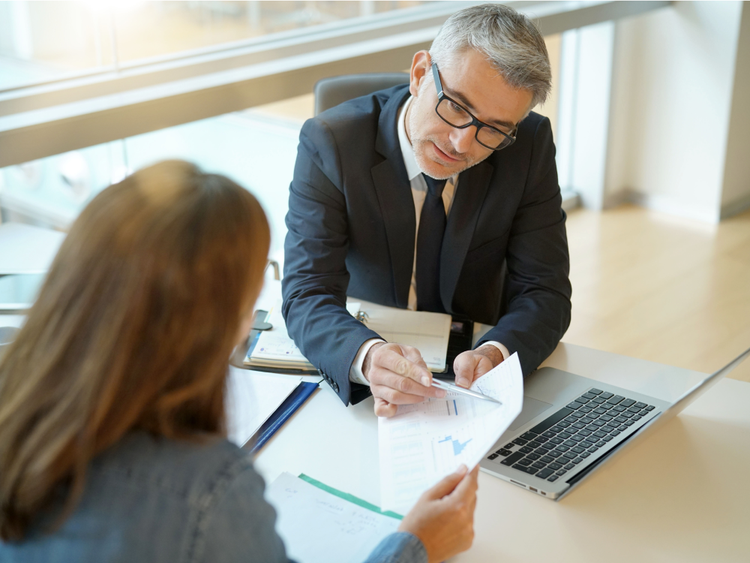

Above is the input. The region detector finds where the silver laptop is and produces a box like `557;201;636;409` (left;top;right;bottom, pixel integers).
479;346;750;500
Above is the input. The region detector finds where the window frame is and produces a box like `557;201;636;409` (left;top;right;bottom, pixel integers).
0;1;670;168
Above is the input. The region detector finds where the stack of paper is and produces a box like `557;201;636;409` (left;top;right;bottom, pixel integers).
378;353;524;515
244;301;361;372
244;305;316;371
265;472;401;563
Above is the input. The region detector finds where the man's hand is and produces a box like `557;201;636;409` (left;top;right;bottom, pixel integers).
453;344;505;388
363;342;446;418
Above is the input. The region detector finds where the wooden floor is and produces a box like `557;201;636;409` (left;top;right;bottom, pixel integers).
564;204;750;383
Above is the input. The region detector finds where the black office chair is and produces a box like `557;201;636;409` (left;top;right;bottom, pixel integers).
313;72;410;116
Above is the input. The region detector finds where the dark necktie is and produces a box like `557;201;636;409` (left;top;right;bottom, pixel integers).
416;175;447;312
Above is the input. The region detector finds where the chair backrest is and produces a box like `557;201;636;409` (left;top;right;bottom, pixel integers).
313;72;410;116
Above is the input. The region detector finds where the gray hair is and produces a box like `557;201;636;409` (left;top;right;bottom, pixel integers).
429;3;551;108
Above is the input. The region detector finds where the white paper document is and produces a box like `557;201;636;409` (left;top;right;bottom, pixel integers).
378;353;524;514
224;367;302;447
265;472;400;563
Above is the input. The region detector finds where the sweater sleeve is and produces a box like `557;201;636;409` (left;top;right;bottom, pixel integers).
195;455;426;563
363;532;428;563
196;457;295;563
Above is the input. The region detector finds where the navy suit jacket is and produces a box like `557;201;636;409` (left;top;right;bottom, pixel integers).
282;85;571;405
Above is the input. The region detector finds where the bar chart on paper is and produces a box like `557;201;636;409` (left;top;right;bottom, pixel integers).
378;354;524;514
434;433;475;469
437;434;472;455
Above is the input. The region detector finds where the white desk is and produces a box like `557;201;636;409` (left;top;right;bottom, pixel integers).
254;343;750;563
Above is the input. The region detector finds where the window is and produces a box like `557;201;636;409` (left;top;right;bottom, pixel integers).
0;1;430;91
0;1;671;255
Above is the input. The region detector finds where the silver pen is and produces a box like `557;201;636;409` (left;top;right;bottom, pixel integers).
431;378;502;405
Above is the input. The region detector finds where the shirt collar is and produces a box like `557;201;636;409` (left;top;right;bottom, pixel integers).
397;96;424;182
397;96;460;188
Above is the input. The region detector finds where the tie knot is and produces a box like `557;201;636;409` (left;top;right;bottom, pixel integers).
423;174;447;198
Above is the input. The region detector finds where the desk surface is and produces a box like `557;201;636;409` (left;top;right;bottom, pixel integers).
254;342;750;563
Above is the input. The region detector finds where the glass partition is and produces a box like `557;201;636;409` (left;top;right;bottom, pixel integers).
0;108;300;262
0;1;113;89
0;1;430;91
1;25;563;264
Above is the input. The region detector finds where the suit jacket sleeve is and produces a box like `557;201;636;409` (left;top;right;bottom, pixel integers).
282;118;380;405
475;115;572;376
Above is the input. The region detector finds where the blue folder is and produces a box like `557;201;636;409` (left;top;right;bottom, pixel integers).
248;380;319;454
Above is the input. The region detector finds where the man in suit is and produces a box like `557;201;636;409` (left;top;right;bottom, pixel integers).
283;3;571;416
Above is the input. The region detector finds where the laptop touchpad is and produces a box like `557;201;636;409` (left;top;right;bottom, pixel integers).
509;396;553;431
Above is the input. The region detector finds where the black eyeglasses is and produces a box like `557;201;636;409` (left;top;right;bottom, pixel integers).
431;62;517;151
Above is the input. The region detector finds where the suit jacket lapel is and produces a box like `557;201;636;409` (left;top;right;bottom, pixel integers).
440;160;494;312
371;86;414;308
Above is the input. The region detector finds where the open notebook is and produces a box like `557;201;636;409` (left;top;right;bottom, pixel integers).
244;299;452;374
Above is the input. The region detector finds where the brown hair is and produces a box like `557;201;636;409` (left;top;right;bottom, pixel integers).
0;160;270;540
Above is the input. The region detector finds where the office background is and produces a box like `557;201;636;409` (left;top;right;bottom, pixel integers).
0;0;748;382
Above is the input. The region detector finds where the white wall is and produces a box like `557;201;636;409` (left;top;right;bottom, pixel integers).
721;3;750;217
557;22;616;211
605;1;746;223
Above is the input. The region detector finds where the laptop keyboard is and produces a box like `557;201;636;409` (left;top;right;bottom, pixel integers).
487;388;656;483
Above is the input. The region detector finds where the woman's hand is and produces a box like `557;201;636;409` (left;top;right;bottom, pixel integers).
398;464;479;563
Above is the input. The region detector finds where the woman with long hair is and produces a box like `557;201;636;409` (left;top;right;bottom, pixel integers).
0;160;478;562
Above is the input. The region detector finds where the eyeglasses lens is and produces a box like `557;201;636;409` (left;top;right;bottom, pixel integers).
436;98;512;150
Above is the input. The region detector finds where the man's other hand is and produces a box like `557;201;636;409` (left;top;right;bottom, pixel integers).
363;342;446;417
453;344;505;388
